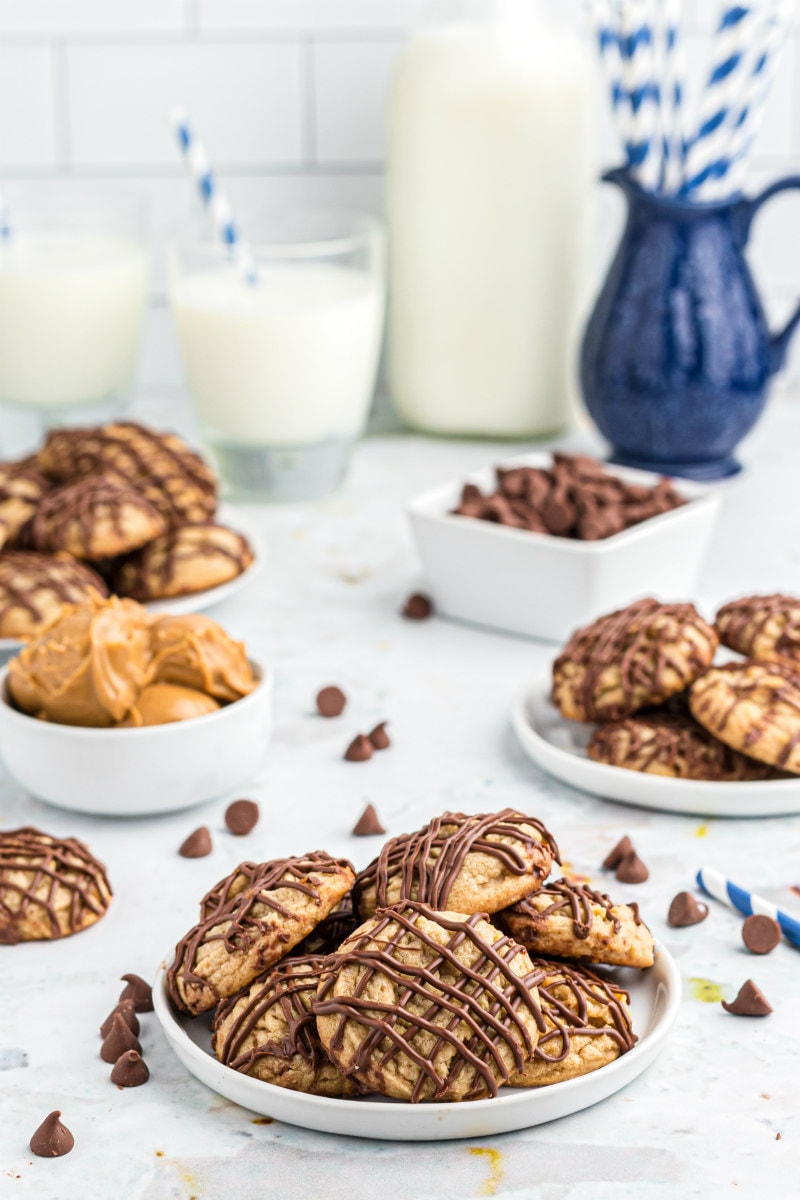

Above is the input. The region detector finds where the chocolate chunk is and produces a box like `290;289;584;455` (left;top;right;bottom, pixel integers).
667;891;709;927
602;836;633;870
541;485;577;536
742;914;781;955
615;850;649;884
100;1000;139;1039
30;1111;74;1158
316;685;347;718
101;1012;142;1064
225;799;260;836
179;826;212;858
368;722;390;751
119;973;153;1013
352;803;386;836
402;592;433;621
721;979;773;1016
344;734;373;762
460;482;484;504
110;1049;150;1087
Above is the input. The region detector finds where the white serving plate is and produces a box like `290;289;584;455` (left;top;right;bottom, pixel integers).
407;454;722;643
153;943;680;1142
512;678;800;818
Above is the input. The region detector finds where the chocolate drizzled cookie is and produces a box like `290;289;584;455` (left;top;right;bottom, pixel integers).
690;659;800;775
114;523;253;601
24;476;166;560
353;808;560;919
0;459;51;550
0;551;107;639
0;827;112;943
716;594;800;666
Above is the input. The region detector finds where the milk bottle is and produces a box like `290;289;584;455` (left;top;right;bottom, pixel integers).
387;0;593;438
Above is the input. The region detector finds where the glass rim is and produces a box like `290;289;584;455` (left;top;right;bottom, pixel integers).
169;209;384;263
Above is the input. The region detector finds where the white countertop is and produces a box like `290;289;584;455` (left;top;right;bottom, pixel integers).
2;397;800;1200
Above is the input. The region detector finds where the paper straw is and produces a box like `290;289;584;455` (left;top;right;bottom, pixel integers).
659;0;688;192
169;105;258;284
619;0;662;191
696;866;800;948
592;0;635;162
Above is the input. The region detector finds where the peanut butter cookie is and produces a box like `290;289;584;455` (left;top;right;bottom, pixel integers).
114;523;253;601
0;550;107;639
0;827;112;943
716;594;800;667
552;598;718;722
25;476;166;560
315;902;545;1102
690;660;800;774
0;459;51;550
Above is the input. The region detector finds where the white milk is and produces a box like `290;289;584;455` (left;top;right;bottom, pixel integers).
387;9;593;437
0;233;147;407
170;263;385;446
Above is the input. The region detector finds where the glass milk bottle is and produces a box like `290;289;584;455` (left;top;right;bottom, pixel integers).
387;0;593;438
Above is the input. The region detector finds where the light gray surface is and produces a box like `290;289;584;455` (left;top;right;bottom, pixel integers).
1;398;799;1199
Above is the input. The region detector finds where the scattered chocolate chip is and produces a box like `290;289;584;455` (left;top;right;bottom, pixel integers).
30;1111;74;1158
111;1050;150;1087
119;973;153;1013
721;979;772;1017
777;1133;782;1141
352;804;386;836
615;850;649;884
368;722;390;751
316;685;347;718
100;1000;139;1039
225;799;260;836
742;914;781;955
101;1012;142;1064
179;826;212;858
402;592;433;621
344;734;373;762
667;891;709;927
602;836;633;870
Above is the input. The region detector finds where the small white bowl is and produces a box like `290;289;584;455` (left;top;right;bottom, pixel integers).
407;454;722;643
0;662;271;816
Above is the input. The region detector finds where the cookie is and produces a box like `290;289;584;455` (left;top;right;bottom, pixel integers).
690;660;800;775
0;550;108;639
716;594;800;667
24;476;166;560
353;809;560;920
37;421;218;527
213;955;358;1097
552;598;718;722
292;894;358;957
0;827;112;943
114;523;253;601
508;959;635;1087
167;852;355;1015
587;708;782;781
0;459;51;550
315;902;545;1102
149;613;257;701
498;877;654;969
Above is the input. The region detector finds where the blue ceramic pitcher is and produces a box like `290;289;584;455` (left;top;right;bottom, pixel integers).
580;167;800;480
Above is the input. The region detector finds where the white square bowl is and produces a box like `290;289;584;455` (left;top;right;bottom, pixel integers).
407;454;722;643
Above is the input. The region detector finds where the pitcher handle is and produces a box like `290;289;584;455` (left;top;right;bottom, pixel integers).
735;174;800;374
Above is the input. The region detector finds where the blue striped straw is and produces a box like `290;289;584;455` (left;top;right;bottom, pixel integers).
659;0;687;193
696;866;800;948
593;0;635;162
169;105;258;284
619;0;662;191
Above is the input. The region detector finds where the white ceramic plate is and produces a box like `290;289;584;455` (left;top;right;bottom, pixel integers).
153;944;680;1142
512;678;800;818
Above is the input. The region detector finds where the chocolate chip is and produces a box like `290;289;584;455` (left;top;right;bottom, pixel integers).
368;722;390;751
101;1012;142;1064
30;1111;74;1158
667;891;709;927
225;799;260;836
721;979;773;1016
402;592;433;621
179;826;212;858
541;485;577;536
602;836;633;870
316;686;347;718
742;914;781;955
344;734;373;762
111;1050;150;1087
100;1000;139;1039
615;850;649;884
119;973;153;1013
352;804;386;836
460;482;484;504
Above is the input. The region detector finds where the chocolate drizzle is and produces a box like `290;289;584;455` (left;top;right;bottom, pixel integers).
314;902;546;1102
528;958;636;1064
26;476;164;556
0;827;111;943
291;893;358;957
114;523;252;601
716;594;800;662
505;877;640;941
0;551;107;633
690;659;800;768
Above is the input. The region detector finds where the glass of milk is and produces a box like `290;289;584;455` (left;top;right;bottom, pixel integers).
0;188;148;440
168;211;386;501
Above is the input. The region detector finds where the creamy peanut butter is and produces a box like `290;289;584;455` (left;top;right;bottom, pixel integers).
117;683;220;727
149;614;256;701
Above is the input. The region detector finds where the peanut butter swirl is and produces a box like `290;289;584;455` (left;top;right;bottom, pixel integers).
528;958;636;1063
0;826;112;943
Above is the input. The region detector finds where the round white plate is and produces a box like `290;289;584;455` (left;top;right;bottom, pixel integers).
512;678;800;818
153;944;680;1142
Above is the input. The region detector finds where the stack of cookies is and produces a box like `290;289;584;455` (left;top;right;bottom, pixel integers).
166;809;654;1103
552;594;800;780
0;421;253;640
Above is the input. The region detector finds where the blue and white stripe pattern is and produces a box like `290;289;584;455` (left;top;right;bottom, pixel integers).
170;105;258;284
696;866;800;948
618;0;662;191
660;0;687;192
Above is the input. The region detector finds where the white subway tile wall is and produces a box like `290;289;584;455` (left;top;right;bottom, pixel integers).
0;0;798;394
